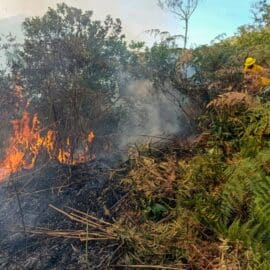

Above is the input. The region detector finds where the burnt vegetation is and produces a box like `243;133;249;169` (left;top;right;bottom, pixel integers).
1;1;270;269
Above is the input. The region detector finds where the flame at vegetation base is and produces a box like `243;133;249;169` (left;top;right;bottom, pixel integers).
0;111;95;182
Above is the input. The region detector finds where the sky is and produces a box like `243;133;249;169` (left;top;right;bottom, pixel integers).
0;0;262;47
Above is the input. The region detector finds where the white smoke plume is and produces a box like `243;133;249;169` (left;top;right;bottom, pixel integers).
118;79;188;149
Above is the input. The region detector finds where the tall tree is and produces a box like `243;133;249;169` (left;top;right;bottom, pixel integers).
251;0;270;28
13;3;129;150
158;0;199;50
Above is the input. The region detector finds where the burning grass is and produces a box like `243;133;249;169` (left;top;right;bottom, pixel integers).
0;84;96;182
0;110;95;182
3;87;270;268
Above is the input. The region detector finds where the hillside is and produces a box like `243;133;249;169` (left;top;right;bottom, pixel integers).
1;1;270;269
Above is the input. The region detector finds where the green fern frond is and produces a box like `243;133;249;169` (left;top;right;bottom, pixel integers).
221;158;260;223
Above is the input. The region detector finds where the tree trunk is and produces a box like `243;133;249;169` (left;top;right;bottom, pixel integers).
183;18;188;50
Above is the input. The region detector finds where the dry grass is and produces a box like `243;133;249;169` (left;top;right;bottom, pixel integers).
122;145;190;203
206;91;255;114
30;204;117;241
28;144;249;269
28;202;244;269
29;204;189;268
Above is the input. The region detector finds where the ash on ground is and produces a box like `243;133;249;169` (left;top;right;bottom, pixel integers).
0;158;126;270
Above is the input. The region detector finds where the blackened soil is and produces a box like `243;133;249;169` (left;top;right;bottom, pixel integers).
0;158;126;270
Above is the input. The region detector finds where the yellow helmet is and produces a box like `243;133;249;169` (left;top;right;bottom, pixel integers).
244;57;256;67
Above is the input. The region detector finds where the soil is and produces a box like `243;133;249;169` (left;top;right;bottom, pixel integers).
0;158;125;270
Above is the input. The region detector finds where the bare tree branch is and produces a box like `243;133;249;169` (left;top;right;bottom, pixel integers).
158;0;200;49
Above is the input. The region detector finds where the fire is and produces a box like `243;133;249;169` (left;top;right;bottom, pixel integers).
57;134;95;165
0;111;95;182
0;112;47;180
88;131;95;143
15;84;24;100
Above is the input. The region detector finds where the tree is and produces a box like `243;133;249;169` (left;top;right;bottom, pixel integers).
12;3;129;151
158;0;200;50
251;0;270;28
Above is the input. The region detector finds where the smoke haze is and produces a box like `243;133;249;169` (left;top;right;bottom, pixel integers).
119;79;186;149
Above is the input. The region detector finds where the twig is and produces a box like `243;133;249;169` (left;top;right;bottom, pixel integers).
67;206;113;226
110;265;182;269
13;179;28;257
29;228;115;241
49;204;114;235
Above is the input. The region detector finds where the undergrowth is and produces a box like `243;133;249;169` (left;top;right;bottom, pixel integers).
117;94;270;269
42;93;270;269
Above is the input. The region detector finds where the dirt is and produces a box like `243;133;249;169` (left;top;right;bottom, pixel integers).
0;158;125;270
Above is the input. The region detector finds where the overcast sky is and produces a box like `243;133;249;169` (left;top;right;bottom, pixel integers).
0;0;258;47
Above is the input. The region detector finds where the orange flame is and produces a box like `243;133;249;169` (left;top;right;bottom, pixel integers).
0;112;95;182
88;131;95;143
15;84;24;100
0;112;48;180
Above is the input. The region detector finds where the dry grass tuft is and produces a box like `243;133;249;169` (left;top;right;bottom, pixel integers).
206;91;255;114
122;145;189;203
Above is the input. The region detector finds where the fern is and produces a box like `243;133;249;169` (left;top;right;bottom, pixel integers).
240;101;270;156
220;158;260;224
224;220;270;270
219;148;270;267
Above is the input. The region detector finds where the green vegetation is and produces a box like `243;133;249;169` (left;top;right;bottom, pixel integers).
110;1;270;268
117;96;270;268
3;1;270;269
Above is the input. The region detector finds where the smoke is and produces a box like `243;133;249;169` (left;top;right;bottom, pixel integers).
118;79;188;149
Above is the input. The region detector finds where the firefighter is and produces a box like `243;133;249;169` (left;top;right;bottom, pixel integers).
243;57;270;96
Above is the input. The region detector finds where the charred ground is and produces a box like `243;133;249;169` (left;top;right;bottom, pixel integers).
0;158;126;270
